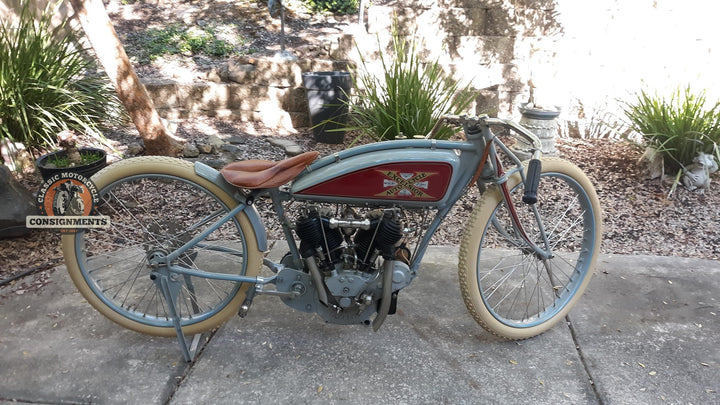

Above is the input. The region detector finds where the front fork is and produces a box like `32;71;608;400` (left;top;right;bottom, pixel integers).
460;115;548;258
491;152;552;260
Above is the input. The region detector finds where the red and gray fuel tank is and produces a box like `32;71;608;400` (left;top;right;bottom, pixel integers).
291;140;469;208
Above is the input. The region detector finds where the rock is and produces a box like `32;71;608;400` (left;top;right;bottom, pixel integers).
200;159;228;169
221;144;242;154
641;147;663;179
227;60;256;84
126;142;144;156
197;143;213;154
285;144;303;156
206;66;228;83
207;135;224;153
273;50;298;61
176;5;200;24
207;69;222;83
182;143;200;158
0;165;38;238
226;136;245;145
161;118;179;135
267;138;295;148
0;140;33;173
267;138;303;156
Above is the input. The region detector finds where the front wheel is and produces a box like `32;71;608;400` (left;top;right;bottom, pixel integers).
61;156;262;337
458;158;602;339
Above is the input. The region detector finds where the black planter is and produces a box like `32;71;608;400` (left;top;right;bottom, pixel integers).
302;71;352;144
36;147;107;181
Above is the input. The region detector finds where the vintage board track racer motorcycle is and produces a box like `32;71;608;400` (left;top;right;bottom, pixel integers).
61;115;602;360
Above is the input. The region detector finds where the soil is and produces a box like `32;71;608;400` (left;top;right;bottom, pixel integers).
2;1;719;289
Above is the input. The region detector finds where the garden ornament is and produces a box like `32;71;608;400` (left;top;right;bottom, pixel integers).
682;152;719;191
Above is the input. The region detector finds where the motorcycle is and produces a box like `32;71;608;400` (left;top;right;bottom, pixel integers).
61;114;602;361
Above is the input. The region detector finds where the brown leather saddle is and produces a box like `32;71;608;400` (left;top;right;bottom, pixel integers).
220;151;319;189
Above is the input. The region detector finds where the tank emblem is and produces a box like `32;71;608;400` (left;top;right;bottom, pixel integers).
293;162;452;202
375;170;436;199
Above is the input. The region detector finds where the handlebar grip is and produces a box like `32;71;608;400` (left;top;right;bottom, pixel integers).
522;159;542;205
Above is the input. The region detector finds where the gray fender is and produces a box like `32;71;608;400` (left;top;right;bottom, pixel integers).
194;162;268;252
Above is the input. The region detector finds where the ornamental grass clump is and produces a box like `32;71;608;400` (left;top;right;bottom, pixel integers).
344;24;476;142
622;86;720;178
0;0;123;155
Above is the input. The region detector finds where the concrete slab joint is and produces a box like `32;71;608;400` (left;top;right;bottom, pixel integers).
1;250;718;404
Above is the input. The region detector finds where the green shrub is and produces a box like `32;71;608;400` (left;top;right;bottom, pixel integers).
125;23;245;63
0;0;124;154
47;150;104;168
343;25;476;142
304;0;358;15
622;86;720;174
345;26;476;141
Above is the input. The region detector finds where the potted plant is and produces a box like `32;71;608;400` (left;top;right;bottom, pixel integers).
36;130;107;181
622;86;720;192
1;0;123;179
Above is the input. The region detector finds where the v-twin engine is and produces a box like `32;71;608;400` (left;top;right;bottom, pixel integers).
277;206;416;325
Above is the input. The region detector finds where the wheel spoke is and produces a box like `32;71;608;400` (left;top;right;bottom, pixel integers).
67;167;255;333
461;160;600;336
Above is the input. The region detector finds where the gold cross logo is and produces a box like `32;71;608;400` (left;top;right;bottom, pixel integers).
375;170;436;199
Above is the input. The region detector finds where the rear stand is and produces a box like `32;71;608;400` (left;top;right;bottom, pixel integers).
155;273;204;362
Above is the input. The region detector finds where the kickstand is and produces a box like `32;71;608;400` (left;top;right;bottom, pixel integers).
156;273;203;362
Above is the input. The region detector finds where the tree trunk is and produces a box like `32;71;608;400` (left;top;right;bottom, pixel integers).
67;0;184;156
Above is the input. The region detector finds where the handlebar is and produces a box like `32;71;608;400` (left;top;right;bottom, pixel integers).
428;115;544;205
425;114;543;154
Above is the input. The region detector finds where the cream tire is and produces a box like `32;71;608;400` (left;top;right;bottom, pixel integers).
61;156;262;337
458;158;602;339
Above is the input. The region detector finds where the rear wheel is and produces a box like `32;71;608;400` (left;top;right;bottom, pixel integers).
458;158;602;339
61;156;262;337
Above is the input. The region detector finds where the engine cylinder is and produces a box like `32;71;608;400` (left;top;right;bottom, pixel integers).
295;214;343;261
354;214;403;264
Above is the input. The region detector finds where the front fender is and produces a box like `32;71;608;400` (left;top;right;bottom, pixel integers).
194;161;268;252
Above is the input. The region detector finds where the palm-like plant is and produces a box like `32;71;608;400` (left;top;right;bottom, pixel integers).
345;24;476;142
622;86;720;175
0;0;123;155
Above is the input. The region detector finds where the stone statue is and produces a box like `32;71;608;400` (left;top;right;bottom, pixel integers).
682;152;719;191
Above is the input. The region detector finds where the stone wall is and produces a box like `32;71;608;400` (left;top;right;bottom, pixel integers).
4;0;720;136
0;0;74;34
352;0;720;135
0;0;562;128
356;0;562;118
143;58;350;132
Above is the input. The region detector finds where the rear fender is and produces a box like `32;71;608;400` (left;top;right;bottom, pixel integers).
194;162;268;252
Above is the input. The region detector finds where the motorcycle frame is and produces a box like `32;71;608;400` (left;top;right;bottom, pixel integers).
182;115;545;280
151;115;547;360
